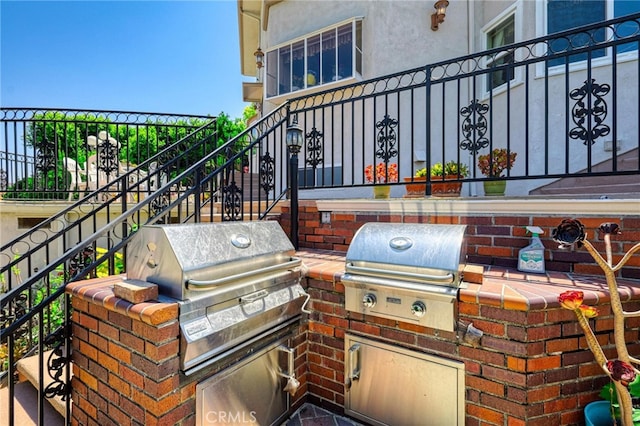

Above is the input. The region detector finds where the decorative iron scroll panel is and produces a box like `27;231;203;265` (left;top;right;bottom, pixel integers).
569;78;610;145
459;100;490;155
260;151;276;194
305;127;324;169
222;183;242;221
375;115;398;162
35;138;57;189
43;326;72;403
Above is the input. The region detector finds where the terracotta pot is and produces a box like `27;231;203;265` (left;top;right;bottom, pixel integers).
404;177;427;197
431;175;463;197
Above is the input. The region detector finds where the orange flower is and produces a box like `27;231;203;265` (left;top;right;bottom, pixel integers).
365;162;398;183
558;290;584;310
579;304;599;318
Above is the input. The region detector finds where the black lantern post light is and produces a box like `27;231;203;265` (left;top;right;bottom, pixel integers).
286;116;303;249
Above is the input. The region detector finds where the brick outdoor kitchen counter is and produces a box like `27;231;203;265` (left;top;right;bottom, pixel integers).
67;249;640;426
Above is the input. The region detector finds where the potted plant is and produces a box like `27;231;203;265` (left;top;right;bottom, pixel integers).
404;161;469;197
594;377;640;425
553;219;640;426
365;162;398;198
404;167;428;197
477;148;517;196
431;160;469;197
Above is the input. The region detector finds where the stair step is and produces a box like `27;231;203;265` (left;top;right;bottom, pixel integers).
0;380;64;425
15;350;69;417
198;201;283;222
529;148;639;196
531;181;640;196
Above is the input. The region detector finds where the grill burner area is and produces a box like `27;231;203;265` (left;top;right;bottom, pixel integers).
342;223;467;332
126;221;308;376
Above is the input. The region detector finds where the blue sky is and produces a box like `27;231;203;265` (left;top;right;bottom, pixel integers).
1;0;252;119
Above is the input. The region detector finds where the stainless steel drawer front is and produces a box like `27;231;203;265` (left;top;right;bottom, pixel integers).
345;334;465;426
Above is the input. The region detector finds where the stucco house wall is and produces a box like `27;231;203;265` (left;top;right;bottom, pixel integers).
261;0;470;113
239;0;639;198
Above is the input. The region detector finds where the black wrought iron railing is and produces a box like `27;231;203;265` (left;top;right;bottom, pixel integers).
286;13;640;198
0;104;291;425
0;108;216;201
1;13;640;425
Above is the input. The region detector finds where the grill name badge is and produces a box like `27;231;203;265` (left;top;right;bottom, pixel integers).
184;317;213;340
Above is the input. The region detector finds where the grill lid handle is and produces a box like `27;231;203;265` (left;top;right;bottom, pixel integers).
345;263;454;284
389;236;413;250
186;258;302;290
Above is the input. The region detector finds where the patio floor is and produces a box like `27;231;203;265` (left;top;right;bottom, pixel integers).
282;403;365;426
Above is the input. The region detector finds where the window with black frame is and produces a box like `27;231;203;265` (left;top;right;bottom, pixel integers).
265;19;362;99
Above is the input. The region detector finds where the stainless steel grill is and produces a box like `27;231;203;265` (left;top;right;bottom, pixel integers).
343;223;469;426
126;221;309;376
342;222;467;332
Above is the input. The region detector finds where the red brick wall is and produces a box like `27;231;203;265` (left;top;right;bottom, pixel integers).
70;296;190;426
70;287;310;426
304;274;640;425
279;200;640;279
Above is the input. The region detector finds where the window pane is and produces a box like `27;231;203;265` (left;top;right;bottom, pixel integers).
355;20;363;75
307;35;320;87
487;15;514;49
487;53;515;90
292;41;305;91
485;14;515;90
278;45;291;95
321;29;336;84
266;50;278;98
547;0;606;66
337;23;353;80
614;0;640;54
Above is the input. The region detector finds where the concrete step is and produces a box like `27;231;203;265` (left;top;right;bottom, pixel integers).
529;178;640;197
14;350;69;418
0;380;64;425
199;200;284;222
529;148;639;196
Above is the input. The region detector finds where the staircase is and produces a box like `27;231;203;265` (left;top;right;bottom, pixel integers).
529;148;640;197
0;350;65;425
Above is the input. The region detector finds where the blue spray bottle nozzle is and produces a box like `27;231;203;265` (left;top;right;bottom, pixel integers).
525;226;544;236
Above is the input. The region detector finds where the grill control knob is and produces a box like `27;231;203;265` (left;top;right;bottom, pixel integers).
411;301;426;317
362;293;377;308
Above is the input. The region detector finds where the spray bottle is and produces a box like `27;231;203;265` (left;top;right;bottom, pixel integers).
517;226;546;273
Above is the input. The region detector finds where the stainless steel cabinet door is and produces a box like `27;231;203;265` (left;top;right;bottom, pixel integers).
196;339;292;426
345;334;465;426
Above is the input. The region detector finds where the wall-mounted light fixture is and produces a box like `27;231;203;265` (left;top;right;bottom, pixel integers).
254;47;264;69
431;0;449;31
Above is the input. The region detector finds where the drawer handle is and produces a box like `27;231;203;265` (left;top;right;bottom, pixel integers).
345;343;360;391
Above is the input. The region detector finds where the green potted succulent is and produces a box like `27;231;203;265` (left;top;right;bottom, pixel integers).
435;160;469;177
430;160;469;197
404;161;469;197
477;148;517;196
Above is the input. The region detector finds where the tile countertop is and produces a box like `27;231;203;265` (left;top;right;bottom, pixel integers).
66;249;640;317
295;249;640;312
